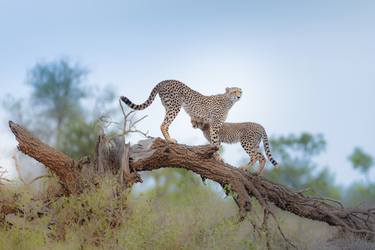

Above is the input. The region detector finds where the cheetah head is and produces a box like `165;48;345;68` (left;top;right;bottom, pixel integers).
225;87;242;102
191;117;210;130
191;117;203;129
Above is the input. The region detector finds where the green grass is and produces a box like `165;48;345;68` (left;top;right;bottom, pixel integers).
1;170;374;250
0;173;254;250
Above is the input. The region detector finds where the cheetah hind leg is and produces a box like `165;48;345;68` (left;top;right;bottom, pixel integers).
213;152;224;162
241;154;258;172
160;105;181;144
255;152;266;175
240;138;258;173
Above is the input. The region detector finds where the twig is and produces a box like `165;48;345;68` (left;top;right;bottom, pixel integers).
296;187;310;194
0;167;11;185
129;114;148;128
118;98;150;138
269;209;297;249
28;175;53;185
12;153;27;185
308;188;344;208
310;196;344;209
127;129;151;138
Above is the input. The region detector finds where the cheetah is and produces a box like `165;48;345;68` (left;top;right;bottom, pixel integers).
191;117;279;175
120;80;242;148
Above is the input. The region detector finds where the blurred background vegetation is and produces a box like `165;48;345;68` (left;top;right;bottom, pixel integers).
1;58;374;249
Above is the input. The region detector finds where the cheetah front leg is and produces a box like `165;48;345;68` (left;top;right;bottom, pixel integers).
160;106;181;144
209;122;223;161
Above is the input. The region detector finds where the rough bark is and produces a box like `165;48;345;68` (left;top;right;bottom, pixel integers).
9;121;81;194
7;121;375;241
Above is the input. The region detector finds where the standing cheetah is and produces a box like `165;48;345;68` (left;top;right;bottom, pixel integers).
191;117;279;175
120;80;242;148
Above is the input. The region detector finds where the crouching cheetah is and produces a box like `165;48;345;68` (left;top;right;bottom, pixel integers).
120;80;242;148
191;117;279;175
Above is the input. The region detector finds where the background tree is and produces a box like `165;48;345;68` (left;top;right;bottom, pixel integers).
264;133;341;199
348;147;374;182
345;182;375;207
26;59;88;149
345;147;375;206
3;58;116;159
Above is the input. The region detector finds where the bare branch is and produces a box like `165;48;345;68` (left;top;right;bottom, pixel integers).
12;153;27;185
129;114;148;128
0;167;11;185
117;98;150;139
127;129;151;138
28;174;53;185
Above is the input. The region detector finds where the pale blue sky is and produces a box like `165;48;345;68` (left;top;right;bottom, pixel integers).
0;0;374;185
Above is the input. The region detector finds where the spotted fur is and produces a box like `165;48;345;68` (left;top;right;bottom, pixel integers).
191;117;279;175
120;80;242;146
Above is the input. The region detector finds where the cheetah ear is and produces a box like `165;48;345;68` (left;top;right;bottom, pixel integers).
225;87;230;93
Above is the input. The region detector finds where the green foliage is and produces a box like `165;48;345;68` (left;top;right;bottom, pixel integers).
305;169;341;198
0;228;45;250
270;132;326;161
3;58;116;159
266;134;375;203
223;184;238;199
121;178;253;250
345;182;375;206
0;174;370;250
26;59;88;148
0;173;255;250
27;59;87;120
345;147;375;206
144;167;204;199
265;133;341;199
60;116;99;159
348;147;374;176
2;169;375;249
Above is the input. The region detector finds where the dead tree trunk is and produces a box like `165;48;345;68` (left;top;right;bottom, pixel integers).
7;121;375;241
9;121;81;194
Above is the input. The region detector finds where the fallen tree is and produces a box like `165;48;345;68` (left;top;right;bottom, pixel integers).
5;120;375;247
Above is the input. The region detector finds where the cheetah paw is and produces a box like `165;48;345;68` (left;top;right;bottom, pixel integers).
240;165;249;172
214;153;224;162
167;138;177;144
254;171;262;176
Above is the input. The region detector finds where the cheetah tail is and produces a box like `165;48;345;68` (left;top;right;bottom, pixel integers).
261;129;279;168
120;84;159;110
